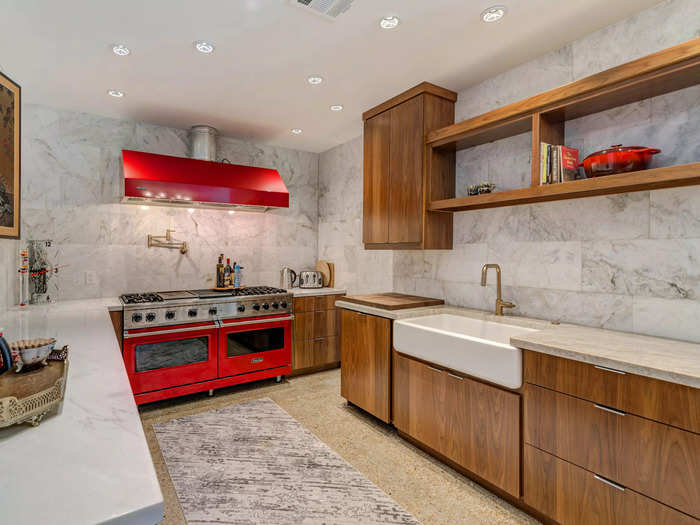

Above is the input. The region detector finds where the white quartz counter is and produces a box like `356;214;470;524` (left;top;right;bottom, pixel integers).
336;300;700;388
0;299;164;525
286;287;346;297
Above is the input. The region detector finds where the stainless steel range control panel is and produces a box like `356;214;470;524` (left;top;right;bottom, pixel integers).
123;294;292;330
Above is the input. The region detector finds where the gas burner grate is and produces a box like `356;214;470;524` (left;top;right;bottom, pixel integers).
232;286;288;296
120;293;163;304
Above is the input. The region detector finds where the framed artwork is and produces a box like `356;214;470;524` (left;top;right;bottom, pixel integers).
0;71;20;239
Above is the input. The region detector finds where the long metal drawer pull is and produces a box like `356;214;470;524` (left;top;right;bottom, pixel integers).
220;315;293;328
594;403;626;416
594;474;626;492
427;365;442;373
594;364;627;375
447;372;463;380
124;324;214;338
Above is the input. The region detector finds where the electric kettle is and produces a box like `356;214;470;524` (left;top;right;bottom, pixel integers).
280;267;297;289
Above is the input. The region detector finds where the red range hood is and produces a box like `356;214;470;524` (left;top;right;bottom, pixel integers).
122;149;289;211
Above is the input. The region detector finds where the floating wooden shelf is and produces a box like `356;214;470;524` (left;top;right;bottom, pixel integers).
427;38;700;151
429;163;700;212
423;38;700;215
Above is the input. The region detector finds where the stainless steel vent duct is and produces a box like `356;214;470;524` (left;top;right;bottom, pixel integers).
189;125;218;161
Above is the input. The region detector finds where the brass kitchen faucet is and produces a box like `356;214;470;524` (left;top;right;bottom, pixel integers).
480;264;516;316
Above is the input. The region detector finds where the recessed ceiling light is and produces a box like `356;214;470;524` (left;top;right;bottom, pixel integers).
228;210;235;215
481;5;507;23
187;208;195;213
307;75;323;85
140;205;149;210
107;89;124;98
291;128;303;135
194;40;215;54
330;105;344;111
112;44;130;56
380;15;400;29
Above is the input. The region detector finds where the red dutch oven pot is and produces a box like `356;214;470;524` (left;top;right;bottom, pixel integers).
578;144;661;177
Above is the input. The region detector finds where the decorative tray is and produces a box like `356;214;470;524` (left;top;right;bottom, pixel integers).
0;351;69;428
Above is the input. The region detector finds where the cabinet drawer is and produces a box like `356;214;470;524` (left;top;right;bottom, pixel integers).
524;383;700;517
523;350;699;433
293;337;339;370
393;352;520;496
524;445;696;525
293;294;343;313
293;311;338;341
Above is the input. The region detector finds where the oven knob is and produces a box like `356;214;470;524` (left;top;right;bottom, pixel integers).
252;304;260;311
280;301;287;308
262;303;270;310
272;302;279;309
165;311;175;320
188;309;197;317
146;313;156;322
132;313;143;323
237;305;246;313
209;307;218;315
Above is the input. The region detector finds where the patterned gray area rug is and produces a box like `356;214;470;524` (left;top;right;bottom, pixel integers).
154;398;420;525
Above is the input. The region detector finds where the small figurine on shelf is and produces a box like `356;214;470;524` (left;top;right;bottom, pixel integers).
467;181;497;196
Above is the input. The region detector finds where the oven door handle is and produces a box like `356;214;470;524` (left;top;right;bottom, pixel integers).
220;315;294;328
124;324;216;339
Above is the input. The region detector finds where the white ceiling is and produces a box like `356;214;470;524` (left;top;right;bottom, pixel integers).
1;0;660;153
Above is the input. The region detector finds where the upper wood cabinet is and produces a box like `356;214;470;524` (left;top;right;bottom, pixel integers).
362;82;457;250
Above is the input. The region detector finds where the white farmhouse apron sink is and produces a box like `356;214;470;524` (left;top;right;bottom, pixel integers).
393;314;539;389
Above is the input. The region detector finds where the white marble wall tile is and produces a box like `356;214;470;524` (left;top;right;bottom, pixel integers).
453;205;530;244
503;287;633;332
650;187;700;239
632;296;700;343
487;241;582;291
582;239;700;299
571;0;700;81
455;45;572;121
435;244;488;284
529;193;650;242
456;132;531;194
442;281;495;311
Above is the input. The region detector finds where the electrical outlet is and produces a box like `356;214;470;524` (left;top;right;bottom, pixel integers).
85;271;98;285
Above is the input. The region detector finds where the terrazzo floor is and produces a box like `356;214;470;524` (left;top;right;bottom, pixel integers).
139;368;538;525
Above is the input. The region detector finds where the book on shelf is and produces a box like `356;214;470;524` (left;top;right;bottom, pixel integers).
539;143;579;185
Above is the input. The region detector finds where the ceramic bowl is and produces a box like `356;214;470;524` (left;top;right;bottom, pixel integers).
10;338;56;373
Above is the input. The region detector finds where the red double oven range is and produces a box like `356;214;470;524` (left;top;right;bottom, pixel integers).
120;287;292;404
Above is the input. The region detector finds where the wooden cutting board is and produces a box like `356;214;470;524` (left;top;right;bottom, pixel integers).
340;293;444;310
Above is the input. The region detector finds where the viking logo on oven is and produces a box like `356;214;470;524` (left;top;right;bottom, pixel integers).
251;357;263;363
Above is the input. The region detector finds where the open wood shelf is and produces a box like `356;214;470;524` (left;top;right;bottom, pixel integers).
429;163;700;212
428;38;700;151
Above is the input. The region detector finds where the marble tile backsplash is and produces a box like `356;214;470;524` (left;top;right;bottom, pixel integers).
392;0;700;343
0;104;319;306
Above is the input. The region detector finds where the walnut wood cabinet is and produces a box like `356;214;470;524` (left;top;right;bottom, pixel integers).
392;351;521;497
523;350;700;522
524;445;696;525
291;293;344;375
362;82;457;250
340;309;392;422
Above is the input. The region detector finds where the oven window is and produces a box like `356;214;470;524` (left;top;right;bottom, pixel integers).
134;336;209;372
226;327;285;358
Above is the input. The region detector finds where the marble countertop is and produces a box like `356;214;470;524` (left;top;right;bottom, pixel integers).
287;287;346;297
0;300;164;525
336;300;700;388
512;325;700;388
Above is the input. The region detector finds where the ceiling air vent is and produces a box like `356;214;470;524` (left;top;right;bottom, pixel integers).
289;0;354;20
